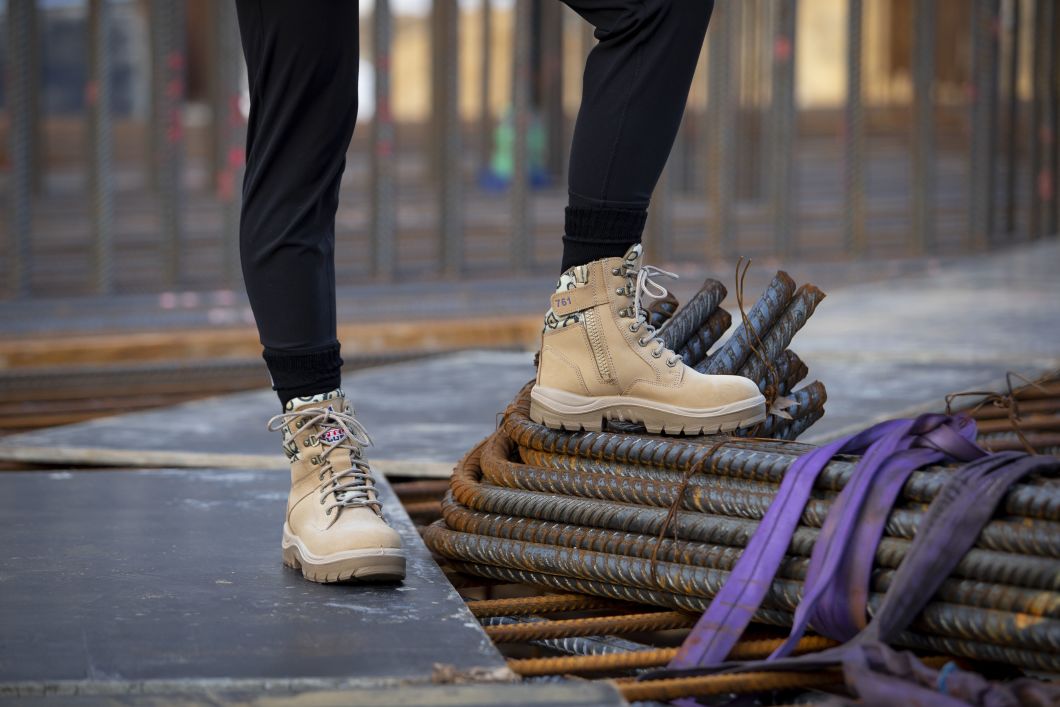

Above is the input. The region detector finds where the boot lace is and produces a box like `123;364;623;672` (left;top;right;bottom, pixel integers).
267;406;382;525
618;259;681;367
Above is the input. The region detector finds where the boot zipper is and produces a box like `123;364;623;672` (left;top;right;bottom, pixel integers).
582;308;615;383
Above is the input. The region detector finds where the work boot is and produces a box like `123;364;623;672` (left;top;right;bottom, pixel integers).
531;244;766;435
268;389;405;583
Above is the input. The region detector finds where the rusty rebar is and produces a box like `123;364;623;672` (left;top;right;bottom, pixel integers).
507;635;836;676
481;610;696;643
701;272;797;375
426;524;1060;656
676;308;732;368
646;293;680;333
658;279;727;353
738;285;827;385
466;593;629;618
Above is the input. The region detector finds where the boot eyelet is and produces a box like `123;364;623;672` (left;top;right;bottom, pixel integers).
638;338;649;347
651;350;662;358
612;267;621;275
629;323;638;333
615;288;624;295
666;359;678;367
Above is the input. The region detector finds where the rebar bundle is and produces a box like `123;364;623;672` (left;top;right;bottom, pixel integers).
424;278;1060;673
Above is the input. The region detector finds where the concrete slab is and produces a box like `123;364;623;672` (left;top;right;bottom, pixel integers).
0;468;508;691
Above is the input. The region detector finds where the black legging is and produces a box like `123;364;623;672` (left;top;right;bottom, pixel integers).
236;0;713;404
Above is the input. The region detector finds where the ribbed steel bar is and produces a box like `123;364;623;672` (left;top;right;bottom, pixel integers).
911;0;936;254
459;435;1060;568
754;349;807;396
453;560;1060;674
658;279;727;353
508;635;836;677
676;309;731;368
371;0;397;280
467;593;628;618
426;525;1060;656
6;0;34;298
503;396;1060;522
87;0;115;295
510;0;533;272
700;272;796;375
481;616;654;657
646;293;679;331
482;610;696;643
738;285;826;385
441;500;1060;596
482;436;1059;556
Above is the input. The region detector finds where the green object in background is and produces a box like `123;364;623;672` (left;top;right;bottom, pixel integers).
490;108;547;181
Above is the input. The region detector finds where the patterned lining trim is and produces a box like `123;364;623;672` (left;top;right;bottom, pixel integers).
543;266;589;331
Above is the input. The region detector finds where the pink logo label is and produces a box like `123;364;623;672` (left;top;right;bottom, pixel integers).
320;428;346;445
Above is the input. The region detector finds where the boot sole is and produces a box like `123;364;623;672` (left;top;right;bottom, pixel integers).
282;525;406;584
529;386;767;435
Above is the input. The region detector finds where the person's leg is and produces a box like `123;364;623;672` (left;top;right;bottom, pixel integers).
237;0;356;406
531;0;765;435
560;0;714;272
236;1;405;584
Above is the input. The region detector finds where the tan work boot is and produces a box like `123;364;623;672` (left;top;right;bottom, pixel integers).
268;389;405;583
531;244;766;435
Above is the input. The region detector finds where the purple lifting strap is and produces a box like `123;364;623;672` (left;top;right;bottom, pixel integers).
669;415;979;671
648;443;1059;706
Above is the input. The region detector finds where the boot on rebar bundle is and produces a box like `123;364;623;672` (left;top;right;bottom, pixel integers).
267;389;405;583
531;244;766;434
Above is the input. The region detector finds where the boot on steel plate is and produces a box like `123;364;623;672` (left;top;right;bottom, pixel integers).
268;389;405;583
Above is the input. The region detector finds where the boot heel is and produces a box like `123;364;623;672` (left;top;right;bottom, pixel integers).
529;398;603;432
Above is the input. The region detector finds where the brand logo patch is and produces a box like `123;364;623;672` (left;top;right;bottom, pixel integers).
320;428;346;445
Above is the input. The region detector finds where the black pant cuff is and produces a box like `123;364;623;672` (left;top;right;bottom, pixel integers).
262;342;343;407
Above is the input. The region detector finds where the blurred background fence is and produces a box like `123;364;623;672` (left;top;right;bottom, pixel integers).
1;0;1058;301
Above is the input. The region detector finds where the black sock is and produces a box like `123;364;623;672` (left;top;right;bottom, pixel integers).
262;341;343;408
560;194;647;273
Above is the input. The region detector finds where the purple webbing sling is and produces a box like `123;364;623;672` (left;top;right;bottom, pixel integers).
652;414;1060;706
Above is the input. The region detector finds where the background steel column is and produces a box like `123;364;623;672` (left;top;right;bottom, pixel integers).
540;1;565;181
843;0;866;256
433;0;462;276
478;0;493;176
510;0;533;272
1002;0;1021;237
371;0;397;280
87;0;115;295
6;0;34;297
150;0;186;287
645;165;673;263
1040;0;1057;237
770;0;797;259
706;2;736;260
911;0;937;254
969;0;1000;249
210;0;245;287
